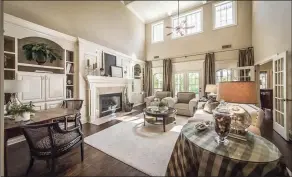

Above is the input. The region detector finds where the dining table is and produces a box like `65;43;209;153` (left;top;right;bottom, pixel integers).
4;108;78;177
166;122;288;177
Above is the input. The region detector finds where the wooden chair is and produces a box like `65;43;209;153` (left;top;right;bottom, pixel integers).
22;113;84;176
61;99;84;130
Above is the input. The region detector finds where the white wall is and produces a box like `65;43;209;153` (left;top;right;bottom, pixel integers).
252;1;291;64
146;1;252;61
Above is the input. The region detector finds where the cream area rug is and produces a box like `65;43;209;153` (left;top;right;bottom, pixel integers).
84;113;189;176
91;109;138;125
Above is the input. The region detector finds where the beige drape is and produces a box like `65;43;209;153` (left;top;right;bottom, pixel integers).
163;59;173;95
144;61;152;97
238;47;254;81
204;53;215;95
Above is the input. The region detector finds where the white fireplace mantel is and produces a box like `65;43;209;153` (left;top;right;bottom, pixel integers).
86;75;132;122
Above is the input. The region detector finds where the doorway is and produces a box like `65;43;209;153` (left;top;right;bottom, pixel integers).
259;61;273;111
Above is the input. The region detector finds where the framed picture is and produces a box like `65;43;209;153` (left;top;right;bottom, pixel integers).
111;66;123;78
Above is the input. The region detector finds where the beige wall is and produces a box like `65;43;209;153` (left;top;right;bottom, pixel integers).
0;0;4;175
252;1;291;63
3;1;145;60
145;1;252;61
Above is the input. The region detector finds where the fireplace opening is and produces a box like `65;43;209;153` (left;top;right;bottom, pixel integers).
99;92;122;117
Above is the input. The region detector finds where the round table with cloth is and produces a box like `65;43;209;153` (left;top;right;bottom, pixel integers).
166;122;288;177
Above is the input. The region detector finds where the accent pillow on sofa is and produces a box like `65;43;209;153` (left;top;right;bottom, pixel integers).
203;99;219;114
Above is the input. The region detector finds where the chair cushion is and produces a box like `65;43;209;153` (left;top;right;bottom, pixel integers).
155;91;171;100
203;100;219;113
174;103;189;110
177;92;196;103
35;131;80;150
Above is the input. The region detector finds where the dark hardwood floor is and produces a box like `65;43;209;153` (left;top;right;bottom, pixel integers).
7;106;292;176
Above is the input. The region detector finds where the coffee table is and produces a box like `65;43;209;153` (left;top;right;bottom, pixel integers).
143;107;177;132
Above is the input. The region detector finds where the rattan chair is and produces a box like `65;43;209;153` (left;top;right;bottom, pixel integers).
61;99;84;130
22;113;84;176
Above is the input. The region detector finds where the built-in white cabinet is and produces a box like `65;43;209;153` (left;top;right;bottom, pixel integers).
33;102;46;111
17;72;66;103
45;74;66;101
46;100;63;109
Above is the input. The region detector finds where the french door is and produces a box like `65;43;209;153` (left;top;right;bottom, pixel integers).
174;71;201;99
273;51;290;141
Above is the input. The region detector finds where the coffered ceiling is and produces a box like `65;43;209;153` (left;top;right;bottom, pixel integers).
125;1;205;24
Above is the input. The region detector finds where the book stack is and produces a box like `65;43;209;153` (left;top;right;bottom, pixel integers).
66;63;74;74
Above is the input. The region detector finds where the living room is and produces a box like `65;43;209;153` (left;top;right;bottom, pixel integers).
0;1;291;176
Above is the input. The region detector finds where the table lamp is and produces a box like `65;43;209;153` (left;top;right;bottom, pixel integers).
205;84;217;99
217;81;257;140
4;80;29;113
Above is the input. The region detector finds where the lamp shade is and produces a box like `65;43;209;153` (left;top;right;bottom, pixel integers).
4;80;29;93
205;84;217;94
217;81;257;104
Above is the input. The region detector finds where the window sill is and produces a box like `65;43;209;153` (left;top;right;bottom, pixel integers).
213;23;237;31
171;30;203;40
151;40;164;44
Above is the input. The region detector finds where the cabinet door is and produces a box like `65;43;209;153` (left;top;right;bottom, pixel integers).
33;102;46;111
46;101;63;109
17;72;46;103
45;74;66;101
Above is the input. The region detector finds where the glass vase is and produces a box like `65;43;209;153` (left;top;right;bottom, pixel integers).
213;109;232;145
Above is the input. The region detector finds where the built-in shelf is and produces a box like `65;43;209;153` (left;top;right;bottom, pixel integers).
66;85;74;86
66;61;74;64
66;73;74;75
18;63;64;70
4;68;16;71
4;51;16;55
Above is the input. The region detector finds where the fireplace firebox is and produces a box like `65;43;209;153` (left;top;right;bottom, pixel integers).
99;93;122;117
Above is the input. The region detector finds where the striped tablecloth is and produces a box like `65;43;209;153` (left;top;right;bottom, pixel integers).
166;122;288;177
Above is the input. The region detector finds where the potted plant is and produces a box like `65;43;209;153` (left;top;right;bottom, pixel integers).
10;104;36;122
22;43;62;65
123;87;134;112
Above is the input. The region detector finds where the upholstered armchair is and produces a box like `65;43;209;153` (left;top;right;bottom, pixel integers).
144;91;171;107
22;113;84;175
163;92;198;117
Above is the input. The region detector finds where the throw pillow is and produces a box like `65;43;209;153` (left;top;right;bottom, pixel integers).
203;99;219;114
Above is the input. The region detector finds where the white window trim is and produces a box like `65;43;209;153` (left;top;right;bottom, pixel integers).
171;8;203;39
212;1;237;30
151;21;164;44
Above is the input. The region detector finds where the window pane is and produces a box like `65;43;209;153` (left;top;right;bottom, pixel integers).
188;72;199;94
153;73;163;92
152;22;163;42
215;1;235;28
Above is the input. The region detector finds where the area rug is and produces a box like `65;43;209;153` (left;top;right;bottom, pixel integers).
84;113;188;176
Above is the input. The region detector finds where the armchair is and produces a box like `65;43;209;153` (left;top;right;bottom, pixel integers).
22;113;84;175
60;99;83;130
163;92;198;117
144;91;171;107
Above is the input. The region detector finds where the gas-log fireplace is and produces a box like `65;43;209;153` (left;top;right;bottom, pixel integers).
99;93;122;117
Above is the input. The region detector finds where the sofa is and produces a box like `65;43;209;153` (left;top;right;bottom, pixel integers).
163;92;198;117
144;91;171;107
188;103;264;136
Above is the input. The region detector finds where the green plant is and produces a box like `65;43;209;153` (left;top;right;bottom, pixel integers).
22;43;62;63
10;104;36;116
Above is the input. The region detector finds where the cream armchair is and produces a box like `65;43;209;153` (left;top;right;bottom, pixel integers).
163;92;198;117
144;91;171;107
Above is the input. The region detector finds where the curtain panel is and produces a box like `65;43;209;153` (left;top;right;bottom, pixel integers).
163;59;173;95
204;53;215;95
238;47;254;81
144;61;152;97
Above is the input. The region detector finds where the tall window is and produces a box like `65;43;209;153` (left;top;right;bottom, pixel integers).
153;73;163;93
152;21;164;43
260;71;268;89
213;1;237;29
172;8;203;38
188;72;200;94
174;73;184;95
216;69;231;83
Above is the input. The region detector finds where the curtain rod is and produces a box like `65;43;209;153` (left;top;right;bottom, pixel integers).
150;47;253;61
